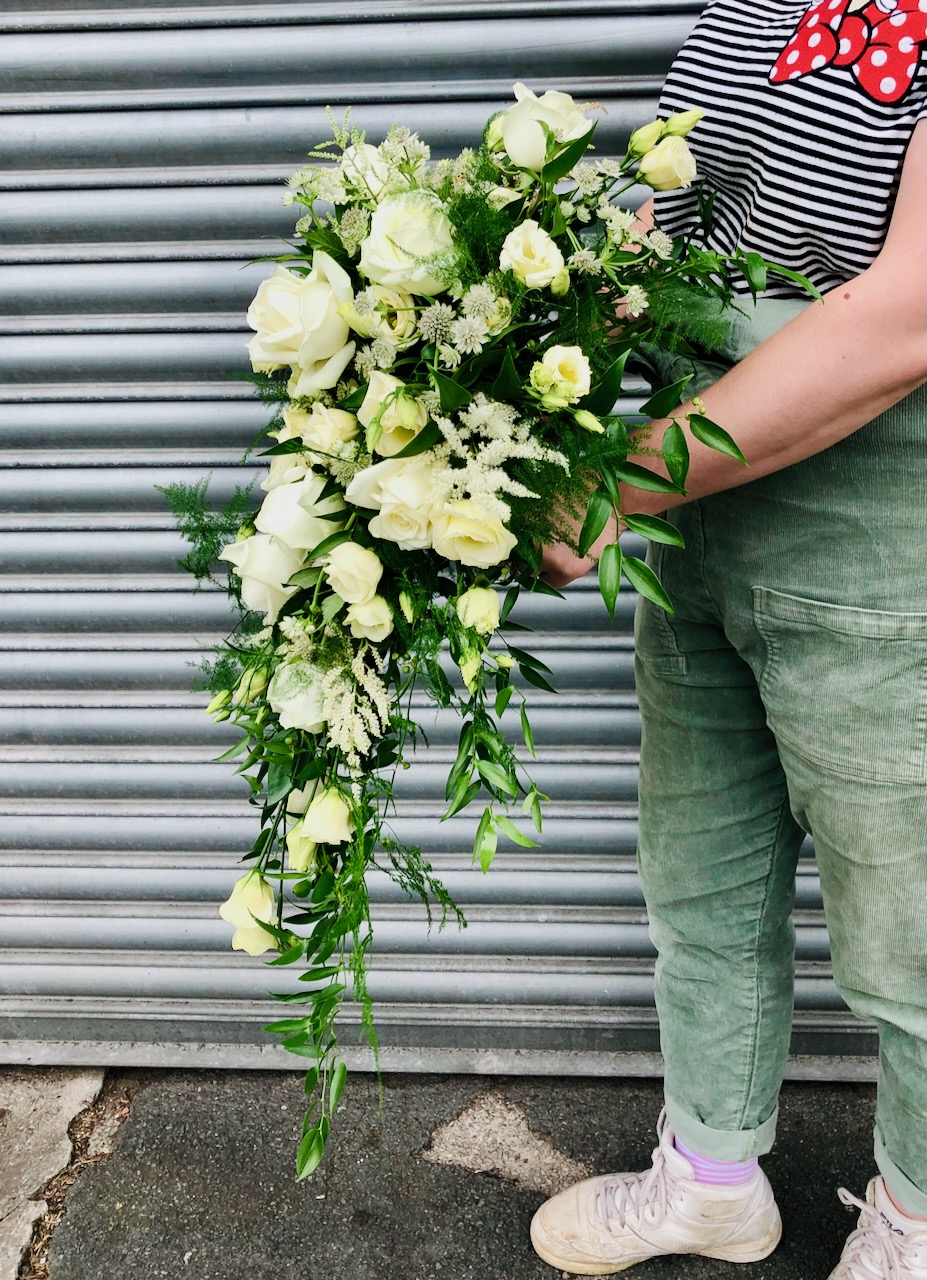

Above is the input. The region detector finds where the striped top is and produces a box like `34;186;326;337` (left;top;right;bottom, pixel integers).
653;0;927;296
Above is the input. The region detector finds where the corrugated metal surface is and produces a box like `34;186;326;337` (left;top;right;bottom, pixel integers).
0;1;873;1074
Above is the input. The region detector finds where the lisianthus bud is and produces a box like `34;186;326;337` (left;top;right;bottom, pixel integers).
456;586;500;636
285;822;317;874
458;648;482;693
549;267;570;297
574;409;606;434
301;787;353;845
496;654;516;670
218;869;277;957
627;119;665;158
399;590;415;623
661;108;704;137
485;113;505;151
234;666;268;704
206;689;232;715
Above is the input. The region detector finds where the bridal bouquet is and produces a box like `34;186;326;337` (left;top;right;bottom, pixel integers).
164;84;788;1178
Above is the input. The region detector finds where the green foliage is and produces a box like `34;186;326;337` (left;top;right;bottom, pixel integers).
156;477;256;588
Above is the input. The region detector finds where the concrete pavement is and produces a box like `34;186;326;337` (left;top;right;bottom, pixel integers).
3;1068;878;1280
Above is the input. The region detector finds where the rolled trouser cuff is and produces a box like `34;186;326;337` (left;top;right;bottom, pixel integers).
665;1092;778;1162
875;1128;927;1218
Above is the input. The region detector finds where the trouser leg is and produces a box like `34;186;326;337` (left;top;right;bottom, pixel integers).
635;591;805;1161
774;749;927;1215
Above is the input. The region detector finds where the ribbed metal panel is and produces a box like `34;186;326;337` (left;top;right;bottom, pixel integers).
0;0;871;1074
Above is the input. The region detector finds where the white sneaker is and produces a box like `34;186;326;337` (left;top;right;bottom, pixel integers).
529;1109;782;1275
827;1177;927;1278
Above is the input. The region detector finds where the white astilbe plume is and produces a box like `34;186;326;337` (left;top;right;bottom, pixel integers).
321;646;391;771
428;394;569;522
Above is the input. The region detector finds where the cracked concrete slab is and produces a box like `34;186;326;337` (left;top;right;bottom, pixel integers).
0;1068;104;1280
422;1091;591;1197
45;1072;879;1280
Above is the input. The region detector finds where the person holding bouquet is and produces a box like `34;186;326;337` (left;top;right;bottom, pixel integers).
533;0;927;1276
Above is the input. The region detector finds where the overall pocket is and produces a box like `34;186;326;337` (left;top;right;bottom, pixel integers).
752;586;927;784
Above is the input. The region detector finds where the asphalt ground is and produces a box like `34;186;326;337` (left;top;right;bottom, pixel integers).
17;1071;878;1280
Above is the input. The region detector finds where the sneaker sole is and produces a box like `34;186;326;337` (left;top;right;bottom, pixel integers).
530;1215;782;1275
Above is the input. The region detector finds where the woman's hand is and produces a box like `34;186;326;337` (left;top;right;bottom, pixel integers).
539;513;621;587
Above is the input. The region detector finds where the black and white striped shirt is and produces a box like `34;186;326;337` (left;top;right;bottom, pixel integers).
654;0;927;296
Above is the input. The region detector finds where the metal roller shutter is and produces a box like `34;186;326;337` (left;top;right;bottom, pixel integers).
0;1;874;1075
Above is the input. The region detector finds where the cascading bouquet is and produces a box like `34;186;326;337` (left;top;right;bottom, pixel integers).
164;83;795;1179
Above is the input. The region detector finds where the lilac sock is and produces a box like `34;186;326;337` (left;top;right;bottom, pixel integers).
675;1137;758;1186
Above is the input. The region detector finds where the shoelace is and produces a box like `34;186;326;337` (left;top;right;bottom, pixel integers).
595;1112;676;1229
837;1187;910;1278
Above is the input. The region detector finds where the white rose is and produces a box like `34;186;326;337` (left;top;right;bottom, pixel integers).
357;370;429;457
500;82;590;172
431;499;518;569
260;452;310;492
364;459;438;550
247;255;355;397
339;285;418;347
341;143;391;199
254;471;344;553
267;659;326;732
345;594;394;643
359;192;455;296
324;541;383;604
281;404;359;458
456;586;500;636
499;220;566;290
637;136;697;191
301;788;353;845
218;869;276;957
344;456;406;511
219;533;303;623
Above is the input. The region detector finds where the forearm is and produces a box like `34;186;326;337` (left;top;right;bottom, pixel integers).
623;263;927;515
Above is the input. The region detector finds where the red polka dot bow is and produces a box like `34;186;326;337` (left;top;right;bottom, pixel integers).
770;0;927;103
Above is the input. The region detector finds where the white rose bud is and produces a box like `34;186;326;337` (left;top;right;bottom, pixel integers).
499;220;566;291
218;869;277;957
345;594;394;643
357;371;429;457
254;471;345;553
627;119;665;158
285;822;317;874
301;788;353;845
281;403;359;458
359;191;455;296
500;82;590;172
456;586;501;636
267;660;327;732
661;108;704;138
324;541;383;604
431;499;518;569
218;533;303;624
637;136;697;191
